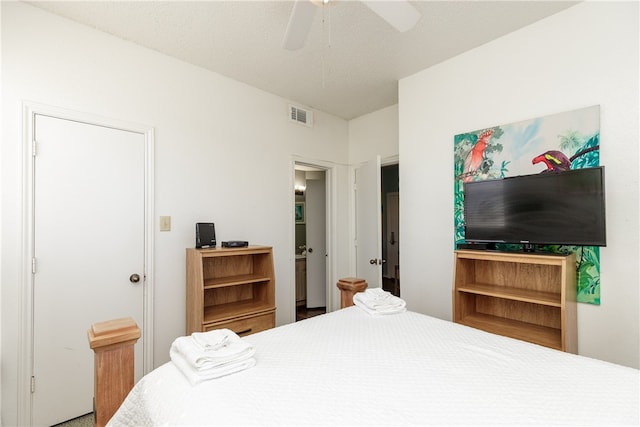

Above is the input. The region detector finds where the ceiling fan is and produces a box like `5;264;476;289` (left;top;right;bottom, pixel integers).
282;0;422;51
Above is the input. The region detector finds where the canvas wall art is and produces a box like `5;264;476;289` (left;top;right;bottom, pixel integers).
453;105;601;304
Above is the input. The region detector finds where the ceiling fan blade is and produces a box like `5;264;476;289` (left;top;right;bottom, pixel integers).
361;0;421;33
282;0;318;51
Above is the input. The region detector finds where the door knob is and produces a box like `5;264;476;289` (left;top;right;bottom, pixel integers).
369;259;386;265
129;273;141;283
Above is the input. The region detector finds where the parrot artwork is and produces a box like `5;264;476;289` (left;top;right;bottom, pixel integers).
532;150;572;172
462;129;494;182
532;145;599;173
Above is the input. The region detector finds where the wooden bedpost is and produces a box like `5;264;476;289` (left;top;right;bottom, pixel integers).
337;277;367;308
88;317;140;427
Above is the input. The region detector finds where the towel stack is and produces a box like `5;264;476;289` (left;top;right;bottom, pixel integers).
170;328;256;385
353;288;406;316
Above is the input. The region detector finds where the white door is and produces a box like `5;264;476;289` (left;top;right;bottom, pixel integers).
32;115;145;426
355;156;382;288
305;177;326;308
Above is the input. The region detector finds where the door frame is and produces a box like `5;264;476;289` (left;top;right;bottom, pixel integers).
291;157;337;317
18;102;155;425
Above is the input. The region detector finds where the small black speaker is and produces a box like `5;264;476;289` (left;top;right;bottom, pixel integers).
195;223;216;248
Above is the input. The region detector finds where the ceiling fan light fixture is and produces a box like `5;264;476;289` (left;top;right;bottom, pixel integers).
361;0;421;33
282;0;421;51
282;0;318;50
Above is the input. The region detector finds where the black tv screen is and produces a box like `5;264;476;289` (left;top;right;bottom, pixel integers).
463;167;606;247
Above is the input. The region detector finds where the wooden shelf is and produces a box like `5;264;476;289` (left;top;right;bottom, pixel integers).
458;313;562;350
204;300;274;324
186;246;276;336
197;246;273;257
457;283;561;307
204;274;271;289
453;250;576;352
454;250;568;266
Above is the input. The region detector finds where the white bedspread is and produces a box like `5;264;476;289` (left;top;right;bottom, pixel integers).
109;307;639;426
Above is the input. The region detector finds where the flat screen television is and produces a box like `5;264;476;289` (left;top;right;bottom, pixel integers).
463;167;606;249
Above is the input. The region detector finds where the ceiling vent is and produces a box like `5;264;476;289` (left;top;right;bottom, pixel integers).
289;104;313;127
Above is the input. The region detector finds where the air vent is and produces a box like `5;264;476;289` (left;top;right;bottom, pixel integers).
289;104;313;127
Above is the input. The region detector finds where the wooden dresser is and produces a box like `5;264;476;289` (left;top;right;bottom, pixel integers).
186;246;276;336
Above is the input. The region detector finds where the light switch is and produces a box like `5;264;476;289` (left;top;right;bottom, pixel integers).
159;216;171;232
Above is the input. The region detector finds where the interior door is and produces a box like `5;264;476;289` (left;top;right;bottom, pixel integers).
385;192;400;278
31;115;145;426
305;177;326;308
355;156;382;288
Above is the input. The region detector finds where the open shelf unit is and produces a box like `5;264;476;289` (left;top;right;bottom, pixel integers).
453;250;577;352
186;246;276;336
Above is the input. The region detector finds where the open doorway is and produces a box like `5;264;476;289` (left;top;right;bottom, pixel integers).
295;164;327;321
381;163;400;296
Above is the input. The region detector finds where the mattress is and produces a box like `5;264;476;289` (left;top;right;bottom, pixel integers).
109;307;639;426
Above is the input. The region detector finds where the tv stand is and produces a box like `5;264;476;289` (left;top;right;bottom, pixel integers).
453;250;577;352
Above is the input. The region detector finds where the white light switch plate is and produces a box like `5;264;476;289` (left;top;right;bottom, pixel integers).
159;216;171;231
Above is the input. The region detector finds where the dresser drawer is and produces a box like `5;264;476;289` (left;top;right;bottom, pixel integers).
204;310;275;336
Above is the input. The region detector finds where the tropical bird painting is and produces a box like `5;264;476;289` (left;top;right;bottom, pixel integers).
453;105;601;305
462;129;494;182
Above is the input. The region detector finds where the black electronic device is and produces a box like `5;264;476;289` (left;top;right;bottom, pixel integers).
456;242;496;251
463;167;606;249
195;223;216;248
222;241;249;248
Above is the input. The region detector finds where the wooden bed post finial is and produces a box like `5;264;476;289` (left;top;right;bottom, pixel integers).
337;277;368;308
88;317;140;427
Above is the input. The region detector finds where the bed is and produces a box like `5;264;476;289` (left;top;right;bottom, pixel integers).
107;306;639;426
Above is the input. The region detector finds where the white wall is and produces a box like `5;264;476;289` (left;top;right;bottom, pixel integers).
1;2;351;424
348;104;399;165
400;1;639;368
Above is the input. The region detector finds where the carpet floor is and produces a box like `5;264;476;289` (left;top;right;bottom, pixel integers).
52;412;93;427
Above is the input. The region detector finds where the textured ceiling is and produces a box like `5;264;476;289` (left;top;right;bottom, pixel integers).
28;1;578;120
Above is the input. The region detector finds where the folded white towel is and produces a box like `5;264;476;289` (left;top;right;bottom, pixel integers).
170;329;257;385
170;347;256;385
171;329;255;371
191;329;234;351
353;288;406;316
